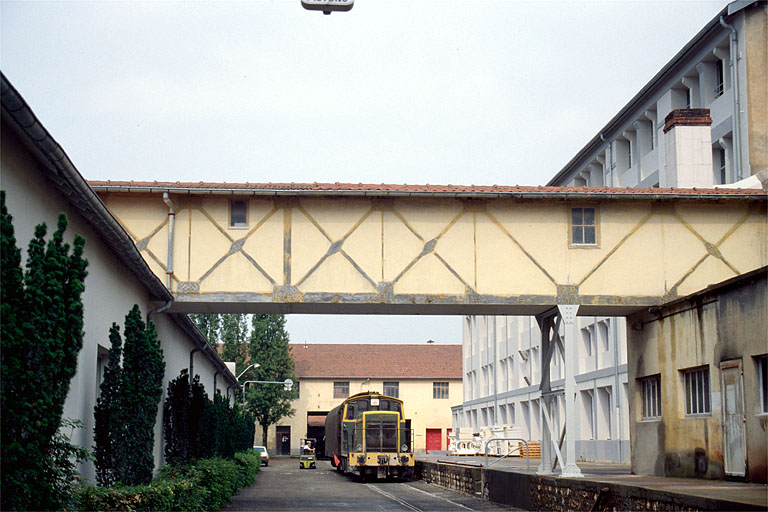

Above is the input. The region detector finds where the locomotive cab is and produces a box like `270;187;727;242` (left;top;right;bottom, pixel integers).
326;392;414;480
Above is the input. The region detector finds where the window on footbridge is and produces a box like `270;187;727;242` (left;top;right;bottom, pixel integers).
570;207;597;246
230;200;247;228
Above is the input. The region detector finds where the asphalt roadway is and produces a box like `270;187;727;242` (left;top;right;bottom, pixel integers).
222;457;518;511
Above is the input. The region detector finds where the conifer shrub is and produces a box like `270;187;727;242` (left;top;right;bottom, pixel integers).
1;191;89;510
93;305;165;486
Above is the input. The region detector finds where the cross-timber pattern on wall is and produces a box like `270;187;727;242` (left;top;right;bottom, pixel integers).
90;182;767;316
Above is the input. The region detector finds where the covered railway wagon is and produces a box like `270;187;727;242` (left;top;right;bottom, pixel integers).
325;392;414;480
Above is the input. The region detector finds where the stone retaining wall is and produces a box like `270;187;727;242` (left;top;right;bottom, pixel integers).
415;461;763;511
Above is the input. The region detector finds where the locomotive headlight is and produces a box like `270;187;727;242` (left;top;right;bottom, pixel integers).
401;444;408;452
356;444;362;452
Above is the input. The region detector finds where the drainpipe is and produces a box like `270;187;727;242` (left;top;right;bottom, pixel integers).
162;192;176;288
214;370;221;394
190;348;203;383
147;299;173;326
720;15;743;180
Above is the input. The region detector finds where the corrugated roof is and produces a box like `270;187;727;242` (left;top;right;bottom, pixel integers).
290;344;462;379
88;180;766;200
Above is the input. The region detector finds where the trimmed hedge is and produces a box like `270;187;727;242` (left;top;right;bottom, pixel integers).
77;451;260;511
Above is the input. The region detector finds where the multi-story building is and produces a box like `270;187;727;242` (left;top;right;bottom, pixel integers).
258;343;462;456
455;0;766;466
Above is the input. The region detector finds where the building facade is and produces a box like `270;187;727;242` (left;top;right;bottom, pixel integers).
627;269;767;483
1;74;239;481
457;1;766;466
256;343;462;456
455;315;630;463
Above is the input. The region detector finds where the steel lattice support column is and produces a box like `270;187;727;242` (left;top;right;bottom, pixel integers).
558;304;584;477
537;313;555;475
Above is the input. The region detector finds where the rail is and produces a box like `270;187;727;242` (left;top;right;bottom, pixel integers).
483;437;530;470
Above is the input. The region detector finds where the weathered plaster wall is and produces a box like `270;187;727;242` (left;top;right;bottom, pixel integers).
627;270;767;483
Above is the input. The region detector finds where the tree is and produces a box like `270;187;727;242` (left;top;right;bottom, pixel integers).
220;313;250;374
246;314;296;448
189;313;221;343
116;305;165;485
1;191;89;510
93;323;123;486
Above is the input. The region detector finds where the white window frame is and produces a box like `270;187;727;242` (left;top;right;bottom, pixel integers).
433;381;449;400
333;381;349;399
383;381;399;399
569;206;599;247
683;366;711;416
640;374;662;421
715;59;725;98
758;355;768;415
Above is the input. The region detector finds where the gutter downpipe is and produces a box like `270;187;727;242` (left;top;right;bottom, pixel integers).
162;192;175;288
720;15;743;180
214;370;221;395
190;348;203;383
147;299;173;326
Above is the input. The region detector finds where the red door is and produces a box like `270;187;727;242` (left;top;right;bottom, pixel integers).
446;428;452;450
426;428;442;453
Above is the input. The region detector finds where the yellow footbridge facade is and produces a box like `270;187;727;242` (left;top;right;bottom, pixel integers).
90;181;766;317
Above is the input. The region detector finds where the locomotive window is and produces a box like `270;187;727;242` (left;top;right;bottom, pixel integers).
380;400;390;411
358;399;369;412
345;404;355;420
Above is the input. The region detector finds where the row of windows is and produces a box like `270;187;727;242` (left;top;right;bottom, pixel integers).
331;381;450;399
639;355;768;420
231;200;600;249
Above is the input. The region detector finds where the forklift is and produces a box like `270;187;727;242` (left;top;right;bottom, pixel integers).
299;437;317;469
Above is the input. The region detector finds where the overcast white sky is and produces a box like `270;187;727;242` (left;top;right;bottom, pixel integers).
1;0;726;344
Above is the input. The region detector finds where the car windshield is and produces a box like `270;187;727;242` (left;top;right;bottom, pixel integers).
254;447;265;453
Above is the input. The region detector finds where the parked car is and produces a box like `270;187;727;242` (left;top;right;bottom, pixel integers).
253;445;269;466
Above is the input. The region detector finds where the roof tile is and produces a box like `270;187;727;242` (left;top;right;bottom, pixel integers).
290;344;462;379
87;180;766;197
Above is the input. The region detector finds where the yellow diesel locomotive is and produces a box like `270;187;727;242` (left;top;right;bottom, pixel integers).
325;391;414;480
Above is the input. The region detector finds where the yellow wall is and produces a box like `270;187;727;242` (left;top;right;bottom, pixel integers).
256;377;462;455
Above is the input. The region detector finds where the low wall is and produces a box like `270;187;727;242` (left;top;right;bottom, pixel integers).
415;461;763;511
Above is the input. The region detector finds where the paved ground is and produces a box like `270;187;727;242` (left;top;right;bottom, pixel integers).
223;457;518;511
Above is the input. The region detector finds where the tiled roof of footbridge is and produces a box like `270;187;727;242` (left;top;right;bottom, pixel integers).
290;343;462;379
88;180;767;200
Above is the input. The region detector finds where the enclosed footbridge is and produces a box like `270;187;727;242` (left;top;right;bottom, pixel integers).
90;181;766;317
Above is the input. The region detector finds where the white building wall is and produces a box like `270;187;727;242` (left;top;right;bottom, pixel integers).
2;129;235;481
457;314;630;462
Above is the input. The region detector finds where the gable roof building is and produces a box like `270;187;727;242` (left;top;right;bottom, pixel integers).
259;343;462;456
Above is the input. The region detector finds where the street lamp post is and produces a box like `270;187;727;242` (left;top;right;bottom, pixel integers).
241;379;294;407
237;363;260;381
